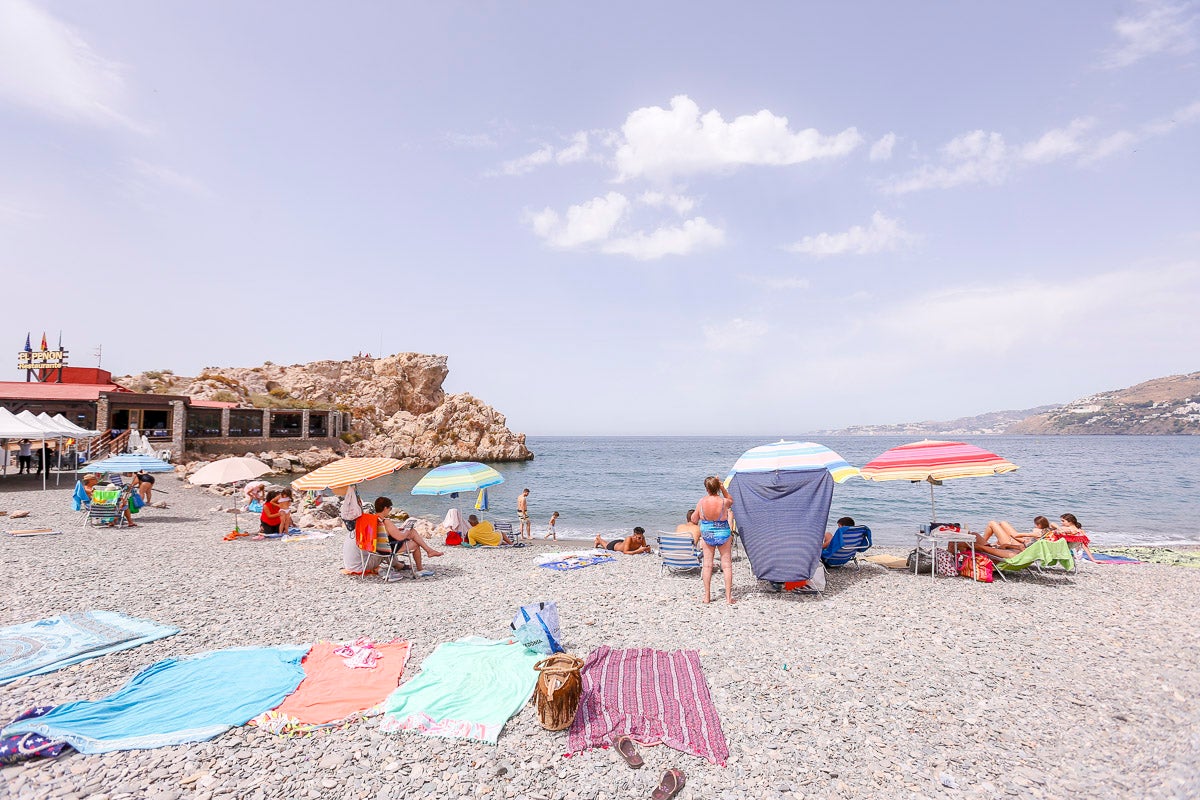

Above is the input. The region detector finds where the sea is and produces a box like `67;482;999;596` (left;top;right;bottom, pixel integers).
348;435;1200;548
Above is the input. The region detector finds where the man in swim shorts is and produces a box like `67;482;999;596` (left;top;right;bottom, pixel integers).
517;488;531;540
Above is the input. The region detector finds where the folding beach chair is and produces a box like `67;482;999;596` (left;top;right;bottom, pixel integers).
354;514;416;581
85;489;125;528
656;533;702;576
493;521;515;541
991;539;1075;580
821;525;873;569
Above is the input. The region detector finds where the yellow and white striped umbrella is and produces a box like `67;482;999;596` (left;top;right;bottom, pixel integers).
291;457;404;491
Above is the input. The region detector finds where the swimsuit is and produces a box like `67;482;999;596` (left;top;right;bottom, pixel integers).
699;520;732;547
605;539;624;551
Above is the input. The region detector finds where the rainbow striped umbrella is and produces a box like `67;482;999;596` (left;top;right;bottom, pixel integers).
860;440;1018;518
411;461;505;496
291;457;404;491
728;440;860;483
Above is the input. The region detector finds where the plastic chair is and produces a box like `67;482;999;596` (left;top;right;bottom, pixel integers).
821;525;873;568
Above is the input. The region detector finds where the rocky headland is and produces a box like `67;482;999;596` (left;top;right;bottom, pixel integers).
118;353;533;467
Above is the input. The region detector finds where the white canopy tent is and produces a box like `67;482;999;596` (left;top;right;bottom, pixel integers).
16;410;78;488
0;407;54;488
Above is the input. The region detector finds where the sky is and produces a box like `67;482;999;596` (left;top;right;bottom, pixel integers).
1;0;1198;435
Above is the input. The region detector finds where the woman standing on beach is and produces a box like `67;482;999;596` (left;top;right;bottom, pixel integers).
694;476;735;605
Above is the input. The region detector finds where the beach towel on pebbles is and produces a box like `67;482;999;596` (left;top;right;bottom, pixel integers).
0;611;179;687
567;646;729;766
378;637;540;744
0;646;308;753
251;639;410;736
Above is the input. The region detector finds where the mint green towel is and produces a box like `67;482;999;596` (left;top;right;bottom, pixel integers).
378;637;540;744
999;539;1074;571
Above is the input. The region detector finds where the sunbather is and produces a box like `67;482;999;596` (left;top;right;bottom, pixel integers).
593;527;652;554
374;497;443;568
676;510;701;546
467;514;513;546
1051;513;1096;561
966;517;1052;559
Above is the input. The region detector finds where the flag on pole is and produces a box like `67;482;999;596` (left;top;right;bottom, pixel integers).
24;333;32;352
40;332;47;350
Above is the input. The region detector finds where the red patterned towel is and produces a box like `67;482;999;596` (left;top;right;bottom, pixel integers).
566;646;728;765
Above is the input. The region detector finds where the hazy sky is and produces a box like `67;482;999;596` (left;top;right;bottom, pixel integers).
2;1;1198;434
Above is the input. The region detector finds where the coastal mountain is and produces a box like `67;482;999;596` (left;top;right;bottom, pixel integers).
819;370;1200;436
1008;371;1200;435
817;406;1061;437
118;353;533;466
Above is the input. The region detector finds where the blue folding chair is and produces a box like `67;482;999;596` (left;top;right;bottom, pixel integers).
821;525;873;568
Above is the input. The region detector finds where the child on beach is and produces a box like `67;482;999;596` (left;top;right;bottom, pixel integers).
545;511;559;540
256;488;294;539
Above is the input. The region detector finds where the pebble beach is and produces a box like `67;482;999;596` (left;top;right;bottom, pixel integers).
3;474;1200;799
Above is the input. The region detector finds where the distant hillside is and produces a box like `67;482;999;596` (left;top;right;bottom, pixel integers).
818;406;1061;437
1009;372;1200;435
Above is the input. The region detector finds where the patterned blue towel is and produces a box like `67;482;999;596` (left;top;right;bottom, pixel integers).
0;612;178;686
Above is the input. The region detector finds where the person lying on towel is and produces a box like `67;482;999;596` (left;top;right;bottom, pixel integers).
467;514;514;546
593;527;652;554
967;517;1054;559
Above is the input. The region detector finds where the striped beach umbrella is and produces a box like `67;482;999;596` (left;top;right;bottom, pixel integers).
728;440;860;483
411;462;504;496
86;454;175;473
860;440;1018;518
291;457;404;491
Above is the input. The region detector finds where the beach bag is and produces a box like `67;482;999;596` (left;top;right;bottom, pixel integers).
959;553;994;583
444;529;462;546
532;654;584;731
935;550;958;577
340;485;363;523
906;548;934;574
510;601;564;655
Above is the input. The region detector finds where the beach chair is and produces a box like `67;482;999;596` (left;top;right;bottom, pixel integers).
85;489;124;528
656;533;702;576
821;525;873;569
354;515;416;581
494;521;515;541
992;539;1075;580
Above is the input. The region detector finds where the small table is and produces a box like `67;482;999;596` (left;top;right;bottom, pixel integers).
915;523;975;580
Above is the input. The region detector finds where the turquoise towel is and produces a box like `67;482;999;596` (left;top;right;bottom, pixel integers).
71;481;90;511
379;637;540;744
1;646;308;753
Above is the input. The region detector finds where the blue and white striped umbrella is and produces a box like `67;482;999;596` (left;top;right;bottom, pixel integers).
85;454;175;473
727;440;860;483
411;462;505;496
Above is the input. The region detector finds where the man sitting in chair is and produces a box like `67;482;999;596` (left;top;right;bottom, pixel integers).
467;514;514;546
824;517;857;548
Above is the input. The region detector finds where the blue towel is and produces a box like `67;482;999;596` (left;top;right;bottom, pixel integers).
729;470;833;582
71;481;90;512
0;646;308;753
0;612;178;686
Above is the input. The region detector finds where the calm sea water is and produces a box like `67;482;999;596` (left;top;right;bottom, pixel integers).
349;436;1200;547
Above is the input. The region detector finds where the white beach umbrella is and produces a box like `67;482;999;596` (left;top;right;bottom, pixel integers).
188;456;274;486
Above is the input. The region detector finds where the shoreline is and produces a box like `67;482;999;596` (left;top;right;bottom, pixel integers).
3;476;1200;798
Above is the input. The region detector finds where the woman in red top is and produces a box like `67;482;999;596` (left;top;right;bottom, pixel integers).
256;488;293;539
1052;513;1096;561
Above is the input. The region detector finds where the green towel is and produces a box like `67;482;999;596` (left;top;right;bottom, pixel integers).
998;539;1074;572
378;637;540;744
1097;547;1200;568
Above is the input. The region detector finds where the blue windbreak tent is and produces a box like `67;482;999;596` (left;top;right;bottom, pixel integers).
729;470;834;583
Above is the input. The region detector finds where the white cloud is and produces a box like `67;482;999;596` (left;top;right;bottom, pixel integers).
493;145;555;177
1104;0;1198;69
884;130;1009;193
445;131;498;149
602;217;725;260
614;95;862;181
742;275;810;290
1018;118;1096;163
127;158;211;199
786;212;916;257
703;318;768;353
555;132;589;165
527;191;630;248
0;0;138;129
638;191;696;215
1079;100;1200;163
869;133;897;161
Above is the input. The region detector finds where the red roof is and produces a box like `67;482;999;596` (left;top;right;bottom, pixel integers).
0;382;123;401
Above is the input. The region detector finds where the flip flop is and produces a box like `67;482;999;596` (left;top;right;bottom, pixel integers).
651;768;686;800
614;736;643;769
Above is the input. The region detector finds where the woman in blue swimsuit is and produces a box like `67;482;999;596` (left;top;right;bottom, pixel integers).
694;476;735;605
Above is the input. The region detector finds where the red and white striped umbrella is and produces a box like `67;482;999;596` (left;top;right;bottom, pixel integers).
860;440;1018;518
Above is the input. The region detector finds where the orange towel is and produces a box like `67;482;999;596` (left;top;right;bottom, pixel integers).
355;513;380;552
267;640;410;727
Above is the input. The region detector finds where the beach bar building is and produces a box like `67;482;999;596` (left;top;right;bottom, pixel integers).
0;367;349;460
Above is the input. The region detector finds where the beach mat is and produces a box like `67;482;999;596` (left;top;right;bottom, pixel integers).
539;554;616;571
865;554;909;570
1095;547;1200;567
0;646;308;753
379;637;540;744
0;612;179;687
1085;551;1142;564
252;639;410;735
568;645;729;766
5;528;62;537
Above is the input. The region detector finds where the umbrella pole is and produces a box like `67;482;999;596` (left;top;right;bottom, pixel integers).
929;481;936;522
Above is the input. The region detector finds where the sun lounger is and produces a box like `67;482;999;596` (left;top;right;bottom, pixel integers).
987;539;1076;580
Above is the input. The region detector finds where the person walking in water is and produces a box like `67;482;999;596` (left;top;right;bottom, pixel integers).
517;488;531;540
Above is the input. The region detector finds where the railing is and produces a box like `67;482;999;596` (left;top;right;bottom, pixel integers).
87;430;130;460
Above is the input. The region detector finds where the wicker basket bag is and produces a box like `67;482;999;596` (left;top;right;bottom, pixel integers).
532;654;585;731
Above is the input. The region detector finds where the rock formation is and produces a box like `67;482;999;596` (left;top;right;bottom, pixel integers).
119;353;533;466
